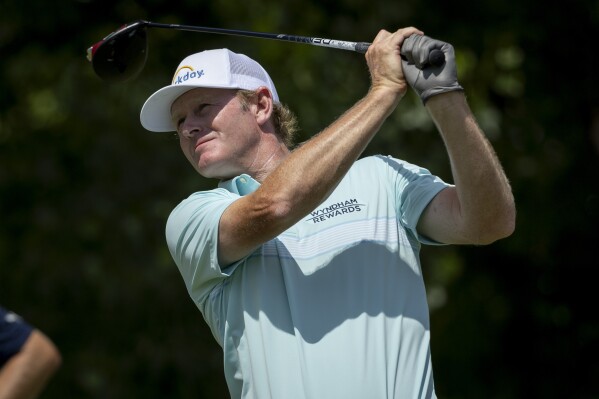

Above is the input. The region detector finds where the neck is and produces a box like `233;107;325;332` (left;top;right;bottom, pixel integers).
250;144;289;182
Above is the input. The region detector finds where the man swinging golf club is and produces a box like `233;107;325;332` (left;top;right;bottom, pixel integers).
139;26;516;399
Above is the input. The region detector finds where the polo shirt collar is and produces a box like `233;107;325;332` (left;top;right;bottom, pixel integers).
218;174;260;196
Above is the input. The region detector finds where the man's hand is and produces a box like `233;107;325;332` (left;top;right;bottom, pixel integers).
400;34;464;103
365;27;424;99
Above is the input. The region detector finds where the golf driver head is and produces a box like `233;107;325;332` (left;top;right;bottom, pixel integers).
87;20;149;83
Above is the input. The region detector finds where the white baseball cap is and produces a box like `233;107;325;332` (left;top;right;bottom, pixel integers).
140;48;279;132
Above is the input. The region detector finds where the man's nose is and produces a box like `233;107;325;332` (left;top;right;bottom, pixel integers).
180;121;203;139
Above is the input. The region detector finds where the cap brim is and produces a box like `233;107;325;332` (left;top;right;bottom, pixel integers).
140;81;279;133
140;85;199;132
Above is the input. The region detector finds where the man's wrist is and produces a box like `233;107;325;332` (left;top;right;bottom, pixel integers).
367;84;405;110
425;90;468;113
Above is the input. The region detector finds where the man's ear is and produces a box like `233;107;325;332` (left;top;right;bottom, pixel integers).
254;87;274;125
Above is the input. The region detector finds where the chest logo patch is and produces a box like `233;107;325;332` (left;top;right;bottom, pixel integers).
305;198;365;224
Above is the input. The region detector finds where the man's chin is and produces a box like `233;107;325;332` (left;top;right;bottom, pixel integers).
197;165;238;181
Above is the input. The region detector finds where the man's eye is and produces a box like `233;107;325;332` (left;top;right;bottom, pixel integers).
196;104;210;115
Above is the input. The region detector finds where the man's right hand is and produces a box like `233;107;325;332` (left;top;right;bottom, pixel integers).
365;27;424;100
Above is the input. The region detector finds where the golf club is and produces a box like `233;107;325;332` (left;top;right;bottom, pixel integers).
87;20;445;83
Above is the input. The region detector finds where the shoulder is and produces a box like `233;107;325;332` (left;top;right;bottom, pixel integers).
353;154;416;170
166;189;237;236
181;187;238;203
350;155;428;180
170;188;237;216
355;155;446;183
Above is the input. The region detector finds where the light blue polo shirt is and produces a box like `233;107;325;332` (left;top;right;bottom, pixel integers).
166;155;450;399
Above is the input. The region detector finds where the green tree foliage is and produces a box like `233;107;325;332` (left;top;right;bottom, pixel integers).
1;0;597;397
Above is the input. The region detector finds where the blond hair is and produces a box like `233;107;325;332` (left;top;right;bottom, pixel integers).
237;89;299;149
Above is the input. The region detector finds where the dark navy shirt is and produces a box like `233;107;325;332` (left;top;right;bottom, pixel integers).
0;306;33;366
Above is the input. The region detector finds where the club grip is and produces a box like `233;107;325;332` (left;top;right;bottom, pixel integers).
354;42;371;53
355;42;445;67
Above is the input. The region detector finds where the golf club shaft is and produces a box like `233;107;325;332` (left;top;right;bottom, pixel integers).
87;20;446;83
144;21;372;53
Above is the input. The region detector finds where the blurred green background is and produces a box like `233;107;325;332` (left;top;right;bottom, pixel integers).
1;0;597;398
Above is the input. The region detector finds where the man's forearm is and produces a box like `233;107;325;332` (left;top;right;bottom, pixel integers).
426;92;516;241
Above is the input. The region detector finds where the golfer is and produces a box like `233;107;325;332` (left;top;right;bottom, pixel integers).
140;27;516;398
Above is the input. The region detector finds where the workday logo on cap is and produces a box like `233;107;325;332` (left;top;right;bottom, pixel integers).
172;66;205;85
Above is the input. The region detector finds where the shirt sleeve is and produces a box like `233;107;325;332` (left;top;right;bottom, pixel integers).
375;155;452;245
0;307;33;366
165;189;239;307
